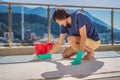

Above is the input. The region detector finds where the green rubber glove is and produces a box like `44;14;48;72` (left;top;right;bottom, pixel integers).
71;50;83;65
37;52;51;60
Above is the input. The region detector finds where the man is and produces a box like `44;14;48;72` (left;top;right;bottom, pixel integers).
37;8;101;65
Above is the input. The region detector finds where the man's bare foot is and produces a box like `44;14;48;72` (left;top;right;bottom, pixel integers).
82;52;94;60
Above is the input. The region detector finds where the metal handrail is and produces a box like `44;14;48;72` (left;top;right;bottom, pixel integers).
0;2;120;10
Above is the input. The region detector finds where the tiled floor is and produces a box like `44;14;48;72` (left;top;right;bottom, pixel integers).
0;51;120;80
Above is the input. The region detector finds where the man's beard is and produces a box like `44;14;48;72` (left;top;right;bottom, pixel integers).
62;22;71;28
66;23;71;28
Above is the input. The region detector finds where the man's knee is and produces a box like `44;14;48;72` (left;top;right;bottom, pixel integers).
62;53;70;58
84;45;94;53
67;36;76;44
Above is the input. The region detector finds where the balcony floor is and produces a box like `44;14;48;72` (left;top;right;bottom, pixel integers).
0;51;120;80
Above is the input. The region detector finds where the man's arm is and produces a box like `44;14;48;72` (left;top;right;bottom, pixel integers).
49;33;66;54
79;25;87;51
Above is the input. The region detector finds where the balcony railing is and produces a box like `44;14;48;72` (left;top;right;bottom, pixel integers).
0;2;120;48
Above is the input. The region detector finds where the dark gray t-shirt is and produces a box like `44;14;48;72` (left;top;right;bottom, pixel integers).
60;11;100;41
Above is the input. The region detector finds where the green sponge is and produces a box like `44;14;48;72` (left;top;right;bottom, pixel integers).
71;50;83;65
37;52;51;60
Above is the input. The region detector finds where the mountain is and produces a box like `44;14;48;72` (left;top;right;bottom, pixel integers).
30;7;47;17
0;5;120;43
0;5;113;28
0;5;8;12
0;5;47;17
0;12;60;39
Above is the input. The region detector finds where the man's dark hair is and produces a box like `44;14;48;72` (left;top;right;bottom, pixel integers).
53;8;70;22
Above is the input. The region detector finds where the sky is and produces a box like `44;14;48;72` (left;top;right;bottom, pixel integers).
1;0;120;8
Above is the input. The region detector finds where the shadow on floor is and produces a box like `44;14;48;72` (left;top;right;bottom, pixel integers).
41;59;104;80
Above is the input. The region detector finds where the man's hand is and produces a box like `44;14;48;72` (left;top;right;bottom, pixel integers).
71;50;83;65
37;52;51;60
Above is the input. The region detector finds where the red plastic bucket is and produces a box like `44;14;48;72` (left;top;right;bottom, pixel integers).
34;42;53;56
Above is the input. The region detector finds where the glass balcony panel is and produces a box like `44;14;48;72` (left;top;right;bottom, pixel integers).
84;8;111;44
